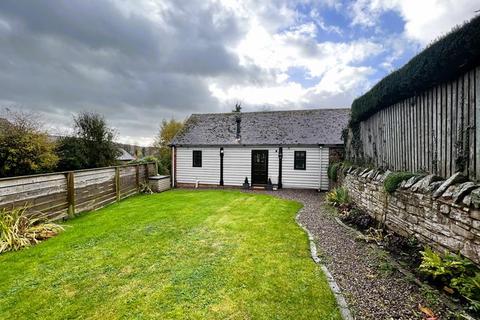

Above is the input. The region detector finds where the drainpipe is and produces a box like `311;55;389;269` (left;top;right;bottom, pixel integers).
319;145;323;192
220;147;224;186
171;146;176;187
278;147;283;189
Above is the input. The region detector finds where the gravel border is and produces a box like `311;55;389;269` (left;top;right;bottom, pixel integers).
295;213;353;320
244;189;454;320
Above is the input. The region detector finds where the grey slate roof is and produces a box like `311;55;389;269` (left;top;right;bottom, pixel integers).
117;147;135;161
171;108;350;146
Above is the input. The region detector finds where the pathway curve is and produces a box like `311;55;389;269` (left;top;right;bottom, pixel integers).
250;189;453;320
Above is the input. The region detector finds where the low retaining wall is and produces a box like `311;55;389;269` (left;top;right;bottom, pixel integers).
340;168;480;265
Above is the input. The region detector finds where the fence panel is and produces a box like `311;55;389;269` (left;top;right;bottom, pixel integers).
0;163;158;220
348;66;480;181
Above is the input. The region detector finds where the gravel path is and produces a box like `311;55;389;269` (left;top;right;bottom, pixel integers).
246;189;453;320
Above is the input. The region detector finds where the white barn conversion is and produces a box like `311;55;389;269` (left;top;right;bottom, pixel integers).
170;109;350;190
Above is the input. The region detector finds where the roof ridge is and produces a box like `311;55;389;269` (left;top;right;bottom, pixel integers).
190;108;350;116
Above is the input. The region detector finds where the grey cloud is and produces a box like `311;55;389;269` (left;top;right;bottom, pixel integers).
0;0;262;144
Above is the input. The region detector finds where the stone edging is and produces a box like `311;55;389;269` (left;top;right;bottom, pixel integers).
295;214;354;320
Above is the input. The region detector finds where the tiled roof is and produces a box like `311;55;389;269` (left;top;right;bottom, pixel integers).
171;108;350;146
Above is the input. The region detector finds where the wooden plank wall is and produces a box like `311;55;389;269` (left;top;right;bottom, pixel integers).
355;66;479;181
0;163;157;220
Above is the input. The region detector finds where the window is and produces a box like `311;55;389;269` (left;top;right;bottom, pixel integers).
294;151;306;170
193;150;202;167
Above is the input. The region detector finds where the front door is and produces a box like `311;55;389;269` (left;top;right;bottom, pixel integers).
251;150;268;185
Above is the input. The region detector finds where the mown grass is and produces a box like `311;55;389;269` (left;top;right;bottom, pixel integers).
0;190;341;319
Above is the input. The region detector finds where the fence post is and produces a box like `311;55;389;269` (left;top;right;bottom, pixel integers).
115;167;121;201
135;164;140;191
67;171;75;217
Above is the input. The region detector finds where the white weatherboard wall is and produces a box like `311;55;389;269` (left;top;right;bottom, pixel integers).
223;146;279;186
282;147;329;190
176;146;329;190
176;147;220;185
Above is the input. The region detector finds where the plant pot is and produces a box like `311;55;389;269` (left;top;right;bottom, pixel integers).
242;183;250;190
266;184;273;191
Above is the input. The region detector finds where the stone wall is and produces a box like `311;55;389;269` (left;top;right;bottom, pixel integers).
340;168;480;265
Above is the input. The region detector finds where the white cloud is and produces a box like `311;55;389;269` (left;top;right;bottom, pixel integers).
349;0;478;45
219;2;384;108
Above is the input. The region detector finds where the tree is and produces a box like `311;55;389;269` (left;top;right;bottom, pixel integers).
57;112;120;170
56;136;87;171
0;110;58;177
153;119;184;175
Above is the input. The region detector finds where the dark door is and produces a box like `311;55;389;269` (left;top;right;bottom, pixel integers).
251;150;268;185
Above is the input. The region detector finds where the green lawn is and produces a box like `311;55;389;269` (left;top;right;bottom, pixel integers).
0;190;341;319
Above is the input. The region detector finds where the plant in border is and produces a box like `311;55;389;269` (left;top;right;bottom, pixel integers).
326;187;350;207
419;247;480;312
139;182;153;194
0;206;64;253
383;171;416;193
327;162;342;182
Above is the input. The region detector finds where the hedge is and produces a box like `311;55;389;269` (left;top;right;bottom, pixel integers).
351;15;480;124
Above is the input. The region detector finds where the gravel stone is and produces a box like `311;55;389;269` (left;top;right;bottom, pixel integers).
245;189;453;320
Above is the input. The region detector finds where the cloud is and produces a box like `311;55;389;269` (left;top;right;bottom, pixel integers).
349;0;479;45
0;0;475;145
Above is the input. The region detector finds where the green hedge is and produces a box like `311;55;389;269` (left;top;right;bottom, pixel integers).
351;15;480;124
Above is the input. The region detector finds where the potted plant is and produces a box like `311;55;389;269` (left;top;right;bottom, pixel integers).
266;178;273;191
243;177;250;189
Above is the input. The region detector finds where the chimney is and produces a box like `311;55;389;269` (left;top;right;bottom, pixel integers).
235;115;241;141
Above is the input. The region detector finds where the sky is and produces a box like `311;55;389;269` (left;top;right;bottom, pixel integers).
0;0;478;146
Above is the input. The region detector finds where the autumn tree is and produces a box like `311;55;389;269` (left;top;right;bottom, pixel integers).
153;118;184;175
0;110;58;177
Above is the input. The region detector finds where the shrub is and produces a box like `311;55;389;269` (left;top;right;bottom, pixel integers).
419;247;480;311
0;110;58;177
139;182;153;194
383;172;416;193
129;156;164;175
0;206;63;253
327;163;341;182
326;187;349;207
350;15;480;124
341;207;376;230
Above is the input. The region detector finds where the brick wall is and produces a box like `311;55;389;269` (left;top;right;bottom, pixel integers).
340;168;480;265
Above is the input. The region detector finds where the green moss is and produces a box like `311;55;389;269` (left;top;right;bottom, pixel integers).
383;172;416;193
351;15;480;124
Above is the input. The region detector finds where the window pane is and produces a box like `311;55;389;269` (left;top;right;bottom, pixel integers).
193;150;202;167
294;151;306;170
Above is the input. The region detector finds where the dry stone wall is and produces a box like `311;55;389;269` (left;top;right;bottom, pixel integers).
340;168;480;265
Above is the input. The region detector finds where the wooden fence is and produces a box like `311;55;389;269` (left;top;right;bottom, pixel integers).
347;65;480;181
0;163;157;220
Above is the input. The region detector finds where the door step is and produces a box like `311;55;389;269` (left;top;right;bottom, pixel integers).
252;185;266;190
